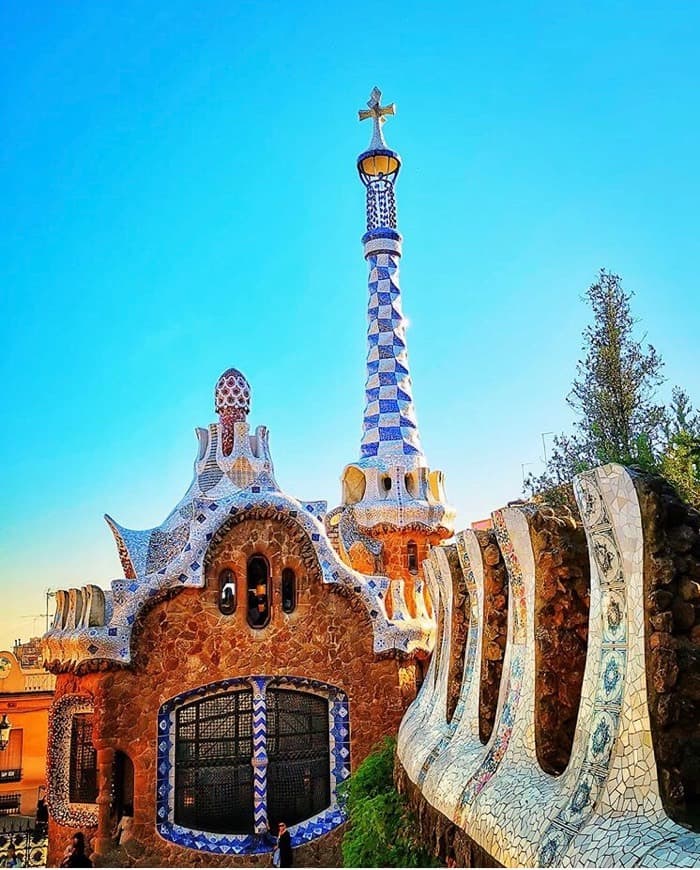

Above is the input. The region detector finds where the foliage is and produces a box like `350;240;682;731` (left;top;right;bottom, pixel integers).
339;737;439;868
659;388;700;507
526;269;700;509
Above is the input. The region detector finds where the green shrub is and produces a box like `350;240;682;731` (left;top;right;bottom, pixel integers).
339;737;439;867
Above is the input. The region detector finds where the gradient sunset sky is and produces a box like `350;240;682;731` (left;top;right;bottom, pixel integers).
2;1;699;650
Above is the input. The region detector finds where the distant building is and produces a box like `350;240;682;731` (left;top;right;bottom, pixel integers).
471;518;493;531
0;645;55;817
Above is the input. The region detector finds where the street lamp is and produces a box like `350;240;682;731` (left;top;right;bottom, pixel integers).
0;715;12;751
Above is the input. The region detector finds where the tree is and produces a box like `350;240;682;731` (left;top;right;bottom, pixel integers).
527;269;666;496
659;388;700;507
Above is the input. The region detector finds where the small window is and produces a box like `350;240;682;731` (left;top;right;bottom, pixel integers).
281;568;296;614
0;729;23;783
69;714;97;803
218;569;237;615
407;540;419;574
247;555;270;628
382;476;392;492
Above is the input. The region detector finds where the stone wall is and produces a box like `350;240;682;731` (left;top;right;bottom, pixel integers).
46;672;100;867
395;760;502;868
395;465;700;868
528;506;589;775
475;530;507;744
347;528;440;619
47;516;416;867
444;545;468;723
634;473;700;828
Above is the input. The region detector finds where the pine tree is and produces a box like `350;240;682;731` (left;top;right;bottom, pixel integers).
527;269;666;495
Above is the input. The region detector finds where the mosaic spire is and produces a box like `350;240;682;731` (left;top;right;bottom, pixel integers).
356;88;424;467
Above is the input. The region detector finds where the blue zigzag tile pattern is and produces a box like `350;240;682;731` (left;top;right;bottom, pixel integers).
251;677;268;834
156;675;350;856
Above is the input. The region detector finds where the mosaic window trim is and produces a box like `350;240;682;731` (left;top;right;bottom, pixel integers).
156;675;350;856
46;695;98;829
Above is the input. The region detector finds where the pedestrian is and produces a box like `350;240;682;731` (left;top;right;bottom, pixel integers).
35;798;49;837
114;803;134;846
276;822;293;868
60;833;92;868
0;844;23;867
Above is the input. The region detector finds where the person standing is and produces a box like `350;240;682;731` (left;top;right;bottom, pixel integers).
60;833;92;868
277;822;293;868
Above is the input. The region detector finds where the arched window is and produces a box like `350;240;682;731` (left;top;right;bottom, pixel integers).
159;678;347;854
218;568;237;615
281;568;296;614
382;476;392;492
69;713;98;803
407;540;419;574
247;556;270;628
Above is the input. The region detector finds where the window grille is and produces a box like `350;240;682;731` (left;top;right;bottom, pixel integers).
247;556;270;628
69;714;97;803
281;568;296;614
218;568;237;615
175;690;254;834
266;689;330;827
0;730;22;783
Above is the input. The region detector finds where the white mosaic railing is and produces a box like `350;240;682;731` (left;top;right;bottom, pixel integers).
397;464;700;868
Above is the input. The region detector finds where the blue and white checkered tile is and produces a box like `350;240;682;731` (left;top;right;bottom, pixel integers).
361;253;425;462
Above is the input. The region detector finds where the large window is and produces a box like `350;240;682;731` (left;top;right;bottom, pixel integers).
175;691;254;833
267;690;330;827
69;714;97;803
0;729;23;783
170;683;332;839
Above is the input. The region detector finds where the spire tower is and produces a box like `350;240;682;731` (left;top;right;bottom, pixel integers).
327;88;454;616
356;88;423;465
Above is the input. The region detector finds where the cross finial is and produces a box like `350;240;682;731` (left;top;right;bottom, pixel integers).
358;87;396;150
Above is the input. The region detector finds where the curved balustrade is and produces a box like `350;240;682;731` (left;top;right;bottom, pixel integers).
397;464;700;867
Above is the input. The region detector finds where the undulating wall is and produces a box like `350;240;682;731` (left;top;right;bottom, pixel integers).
397;464;700;868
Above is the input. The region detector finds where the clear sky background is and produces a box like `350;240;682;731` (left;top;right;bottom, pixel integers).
1;1;699;650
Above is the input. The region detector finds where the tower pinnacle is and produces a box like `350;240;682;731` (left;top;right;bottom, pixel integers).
358;87;396;150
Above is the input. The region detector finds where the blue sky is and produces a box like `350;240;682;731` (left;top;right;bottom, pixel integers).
1;1;699;649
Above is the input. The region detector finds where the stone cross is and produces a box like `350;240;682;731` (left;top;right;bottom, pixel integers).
358;87;395;148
